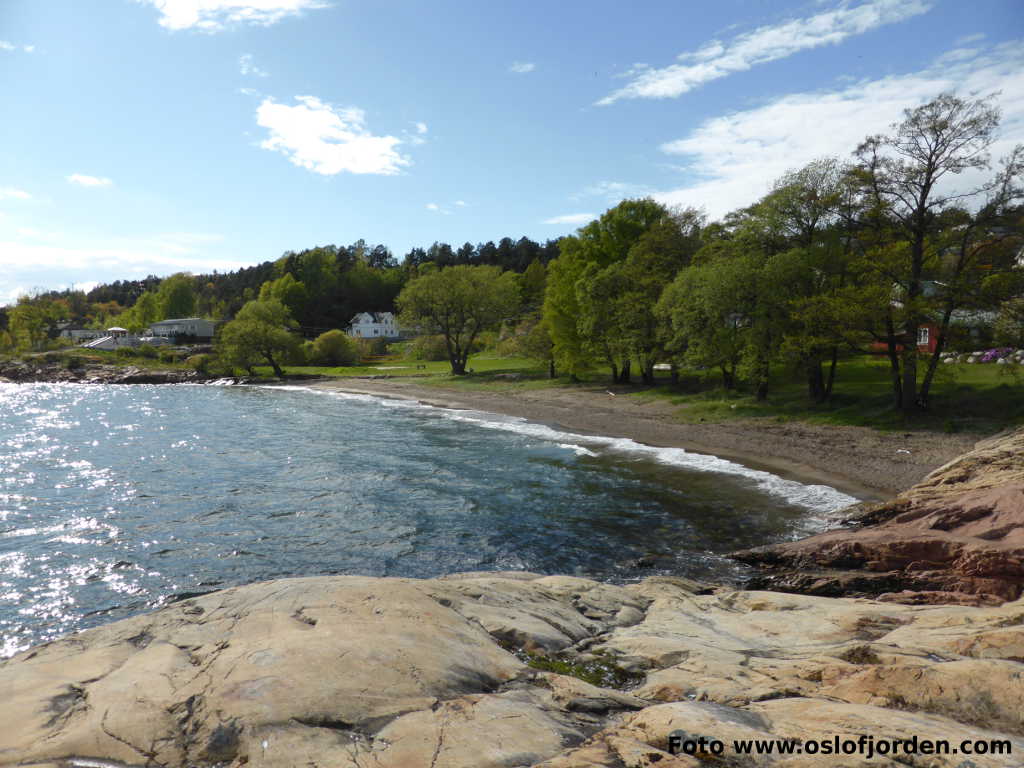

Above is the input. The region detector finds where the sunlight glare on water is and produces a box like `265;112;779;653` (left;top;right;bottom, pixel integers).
0;382;857;657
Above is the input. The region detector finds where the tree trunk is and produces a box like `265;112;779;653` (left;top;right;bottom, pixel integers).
640;361;654;385
265;353;284;379
609;361;619;382
920;303;955;409
884;313;903;409
806;357;825;402
824;346;838;399
901;327;918;413
720;365;734;389
670;362;679;385
617;359;631;384
548;359;555;379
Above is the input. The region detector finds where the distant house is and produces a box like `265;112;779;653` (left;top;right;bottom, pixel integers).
148;318;215;341
348;312;400;338
872;310;997;355
59;324;105;342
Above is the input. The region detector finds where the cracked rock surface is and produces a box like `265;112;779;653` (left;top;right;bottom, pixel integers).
3;570;1023;767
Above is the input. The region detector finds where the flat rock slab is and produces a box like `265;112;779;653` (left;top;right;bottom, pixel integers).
3;572;1024;767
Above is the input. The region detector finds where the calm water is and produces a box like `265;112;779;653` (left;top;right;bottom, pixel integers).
0;382;857;657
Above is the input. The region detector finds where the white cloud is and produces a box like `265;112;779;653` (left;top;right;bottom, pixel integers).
544;213;595;225
574;180;652;201
654;41;1024;220
509;61;536;74
598;0;931;105
454;200;467;207
2;41;34;53
67;174;114;187
0;187;32;200
415;122;428;135
237;87;259;97
239;53;269;77
425;202;440;211
137;0;329;31
0;237;245;307
256;95;409;176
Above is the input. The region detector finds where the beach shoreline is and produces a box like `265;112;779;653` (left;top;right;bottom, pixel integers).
309;377;981;500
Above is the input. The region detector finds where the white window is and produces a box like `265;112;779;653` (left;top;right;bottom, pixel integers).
917;327;930;346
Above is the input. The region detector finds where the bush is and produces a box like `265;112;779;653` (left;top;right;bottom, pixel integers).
115;346;135;359
186;353;212;374
136;344;158;359
308;329;359;366
64;355;85;370
403;334;449;361
158;349;179;364
355;336;389;358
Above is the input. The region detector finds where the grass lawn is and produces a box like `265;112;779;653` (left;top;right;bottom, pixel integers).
254;352;1023;435
628;355;1024;434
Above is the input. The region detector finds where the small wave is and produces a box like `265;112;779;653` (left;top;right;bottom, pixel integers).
298;386;859;520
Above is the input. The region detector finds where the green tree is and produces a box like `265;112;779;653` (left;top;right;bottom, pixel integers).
543;198;667;379
8;296;68;351
308;329;358;366
396;264;519;375
156;273;197;319
218;299;299;378
259;273;309;319
854;92;1004;412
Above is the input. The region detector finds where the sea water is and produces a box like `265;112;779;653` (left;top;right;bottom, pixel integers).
0;382;857;656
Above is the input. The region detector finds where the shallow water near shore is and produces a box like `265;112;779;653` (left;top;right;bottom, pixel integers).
0;382;857;657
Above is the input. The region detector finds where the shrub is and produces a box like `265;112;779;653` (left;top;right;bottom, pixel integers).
64;355;85;370
136;344;158;359
355;336;389;358
309;329;359;366
403;334;449;361
158;349;178;364
115;346;135;359
186;353;211;374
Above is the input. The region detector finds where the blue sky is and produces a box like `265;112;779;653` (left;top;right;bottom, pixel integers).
1;0;1022;303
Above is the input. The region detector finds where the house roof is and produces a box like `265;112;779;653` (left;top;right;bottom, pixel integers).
150;317;207;325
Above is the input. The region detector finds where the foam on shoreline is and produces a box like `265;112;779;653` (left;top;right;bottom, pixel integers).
276;384;860;530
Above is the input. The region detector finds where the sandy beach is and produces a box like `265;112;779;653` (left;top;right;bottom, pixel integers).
310;377;981;500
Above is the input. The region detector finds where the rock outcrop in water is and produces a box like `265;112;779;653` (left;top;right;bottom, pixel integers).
3;571;1023;767
734;427;1024;606
0;358;254;385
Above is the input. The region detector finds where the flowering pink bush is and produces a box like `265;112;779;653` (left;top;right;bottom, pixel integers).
980;348;1013;362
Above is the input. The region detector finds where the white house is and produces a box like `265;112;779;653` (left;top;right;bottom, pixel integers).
148;318;215;340
348;312;400;338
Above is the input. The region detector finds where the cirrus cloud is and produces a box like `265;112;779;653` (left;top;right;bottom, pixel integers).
654;41;1024;219
544;213;595;225
256;95;410;176
137;0;329;32
599;0;931;105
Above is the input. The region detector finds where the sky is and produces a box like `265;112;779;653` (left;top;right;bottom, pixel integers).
1;0;1022;304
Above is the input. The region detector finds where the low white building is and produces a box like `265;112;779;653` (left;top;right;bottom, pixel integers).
348;312;400;338
148;318;215;340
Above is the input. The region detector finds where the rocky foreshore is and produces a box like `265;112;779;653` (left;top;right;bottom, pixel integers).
734;427;1024;606
0;358;244;385
2;429;1022;767
3;572;1023;767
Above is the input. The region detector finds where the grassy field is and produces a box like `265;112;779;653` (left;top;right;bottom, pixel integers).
43;343;1017;435
630;356;1024;433
267;352;1023;434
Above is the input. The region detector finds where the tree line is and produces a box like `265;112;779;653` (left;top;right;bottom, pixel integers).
397;93;1023;416
0;235;558;349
